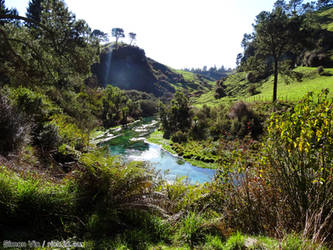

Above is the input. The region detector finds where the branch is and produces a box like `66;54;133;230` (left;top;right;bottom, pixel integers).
0;14;52;33
0;28;26;67
7;37;55;79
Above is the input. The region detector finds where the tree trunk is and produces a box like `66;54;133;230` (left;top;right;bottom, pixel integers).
273;59;278;103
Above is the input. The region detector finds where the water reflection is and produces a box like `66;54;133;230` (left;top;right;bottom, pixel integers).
107;118;216;184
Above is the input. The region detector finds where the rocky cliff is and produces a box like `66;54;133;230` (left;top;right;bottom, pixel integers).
92;45;211;98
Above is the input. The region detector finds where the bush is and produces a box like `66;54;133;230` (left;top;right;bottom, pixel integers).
175;212;206;248
214;90;333;244
263;89;333;241
139;99;158;117
248;85;259;96
171;130;188;143
317;66;324;75
34;123;62;152
215;87;226;99
246;72;256;83
0;167;75;239
10;87;61;123
0;94;29;156
229;102;262;139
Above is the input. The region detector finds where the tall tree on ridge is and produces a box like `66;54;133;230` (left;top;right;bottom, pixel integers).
112;28;125;47
129;32;136;45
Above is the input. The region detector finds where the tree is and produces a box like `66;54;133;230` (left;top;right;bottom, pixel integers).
26;0;43;28
287;0;304;15
128;32;136;45
0;0;98;88
159;91;192;138
91;29;109;43
0;0;18;25
274;0;287;10
317;0;333;9
111;28;124;47
253;7;304;103
236;53;243;67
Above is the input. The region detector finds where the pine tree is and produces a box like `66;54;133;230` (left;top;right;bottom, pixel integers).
26;0;43;28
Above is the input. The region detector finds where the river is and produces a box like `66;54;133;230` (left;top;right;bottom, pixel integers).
105;118;216;184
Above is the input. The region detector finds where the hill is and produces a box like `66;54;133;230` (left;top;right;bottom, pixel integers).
193;7;333;107
92;44;213;99
193;67;333;107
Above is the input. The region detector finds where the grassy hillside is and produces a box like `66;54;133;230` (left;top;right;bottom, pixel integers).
192;67;333;107
243;67;333;102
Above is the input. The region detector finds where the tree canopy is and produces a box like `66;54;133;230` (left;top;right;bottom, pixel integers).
0;0;98;88
111;27;125;46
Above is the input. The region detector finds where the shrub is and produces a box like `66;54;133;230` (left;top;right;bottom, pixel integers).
0;167;75;239
229;102;262;139
10;87;61;123
171;130;188;143
248;85;259;96
139;99;158;117
215;87;226;99
49;114;88;151
317;66;324;75
34;123;62;152
214;90;333;244
263;89;333;242
175;212;206;248
246;72;256;83
76;152;171;238
0;94;29;156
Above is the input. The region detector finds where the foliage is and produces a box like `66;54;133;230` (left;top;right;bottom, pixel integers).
215;86;226;99
171;130;188;143
318;65;325;74
223;232;245;250
213;90;333;246
263;89;333;240
0;166;75;239
175;212;206;248
161;177;209;213
0;94;29;156
49;114;88;151
139;99;158;117
101;85;142;127
0;0;98;88
229;102;263;139
160;91;192;138
112;27;125;46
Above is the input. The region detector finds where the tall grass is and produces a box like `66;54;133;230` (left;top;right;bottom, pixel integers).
0;165;75;240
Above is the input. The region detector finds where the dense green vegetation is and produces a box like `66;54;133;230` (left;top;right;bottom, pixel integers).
0;0;333;249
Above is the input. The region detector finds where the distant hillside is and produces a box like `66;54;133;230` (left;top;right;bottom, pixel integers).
92;45;213;99
193;67;333;107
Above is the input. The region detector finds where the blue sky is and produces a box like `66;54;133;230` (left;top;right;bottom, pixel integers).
6;0;279;69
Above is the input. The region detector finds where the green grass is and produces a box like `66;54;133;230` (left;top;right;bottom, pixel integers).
192;67;333;107
0;165;74;240
192;71;250;107
172;69;216;88
243;67;333;102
